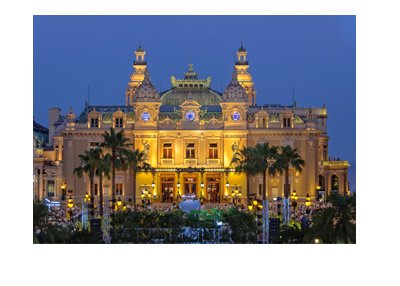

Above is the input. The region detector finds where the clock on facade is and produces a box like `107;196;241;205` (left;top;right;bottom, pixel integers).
185;110;196;121
141;111;151;122
231;111;241;121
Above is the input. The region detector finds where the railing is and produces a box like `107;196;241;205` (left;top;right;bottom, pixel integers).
207;159;220;165
321;160;349;167
161;159;174;165
184;158;197;165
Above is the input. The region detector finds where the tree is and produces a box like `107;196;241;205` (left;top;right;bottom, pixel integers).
100;128;131;209
33;201;70;243
232;143;278;243
94;149;111;217
270;145;305;224
123;149;151;210
74;148;102;216
304;193;356;244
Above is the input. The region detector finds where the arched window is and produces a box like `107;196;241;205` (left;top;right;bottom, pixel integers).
318;175;325;191
331;175;339;191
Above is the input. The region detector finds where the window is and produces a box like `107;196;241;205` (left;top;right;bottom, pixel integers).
94;184;98;196
258;117;267;128
258;184;262;196
90;117;99;128
116;183;123;196
115;117;123;128
208;143;218;159
323;145;328;161
47;180;55;197
185;143;195;159
283;117;291;128
163;143;173;159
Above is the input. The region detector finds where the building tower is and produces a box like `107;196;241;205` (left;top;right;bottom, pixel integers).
126;45;147;106
235;43;256;106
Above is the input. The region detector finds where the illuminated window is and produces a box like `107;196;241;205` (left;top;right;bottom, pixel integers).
47;180;55;197
115;117;123;128
186;143;196;159
90;118;99;128
258;117;267;128
283;117;291;128
323;145;328;161
208;143;218;159
116;183;123;196
163;143;173;159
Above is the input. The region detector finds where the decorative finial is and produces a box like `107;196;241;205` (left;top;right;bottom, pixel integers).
188;63;194;72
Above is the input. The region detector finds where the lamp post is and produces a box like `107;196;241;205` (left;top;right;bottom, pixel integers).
248;200;263;241
61;181;67;201
141;188;152;207
67;195;74;223
231;186;242;206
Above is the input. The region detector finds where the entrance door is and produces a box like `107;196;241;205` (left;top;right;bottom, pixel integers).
206;176;220;203
161;176;174;203
184;177;197;197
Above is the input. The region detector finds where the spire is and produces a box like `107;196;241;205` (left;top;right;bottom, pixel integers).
184;63;198;79
238;41;246;52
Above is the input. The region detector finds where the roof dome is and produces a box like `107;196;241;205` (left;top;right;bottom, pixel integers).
133;70;160;102
222;70;248;102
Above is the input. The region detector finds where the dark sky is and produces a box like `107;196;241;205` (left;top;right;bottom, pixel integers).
33;15;356;188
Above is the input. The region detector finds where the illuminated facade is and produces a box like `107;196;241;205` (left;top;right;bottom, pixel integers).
33;45;350;207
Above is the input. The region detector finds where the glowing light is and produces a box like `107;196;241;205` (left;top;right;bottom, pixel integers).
117;197;122;207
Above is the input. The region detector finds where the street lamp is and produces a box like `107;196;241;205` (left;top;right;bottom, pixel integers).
84;192;90;203
225;168;230;187
67;195;74;209
67;195;73;222
248;199;263;241
305;193;311;207
141;188;152;207
61;181;67;201
231;187;242;206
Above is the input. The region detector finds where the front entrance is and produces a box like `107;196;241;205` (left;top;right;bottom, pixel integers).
161;176;174;203
206;176;220;203
184;176;198;197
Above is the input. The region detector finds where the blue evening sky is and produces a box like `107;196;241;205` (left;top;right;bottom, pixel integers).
33;15;356;189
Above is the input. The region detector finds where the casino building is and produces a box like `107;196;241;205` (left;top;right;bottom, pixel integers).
33;44;350;207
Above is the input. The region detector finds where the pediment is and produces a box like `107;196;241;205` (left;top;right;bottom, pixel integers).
180;100;202;109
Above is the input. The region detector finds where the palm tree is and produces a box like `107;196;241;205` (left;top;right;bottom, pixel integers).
232;143;278;199
232;143;278;243
94;149;111;217
304;193;356;243
74;148;101;215
124;149;151;210
271;145;305;224
100;128;131;209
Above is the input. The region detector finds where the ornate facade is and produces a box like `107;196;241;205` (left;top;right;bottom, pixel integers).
33;45;349;207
